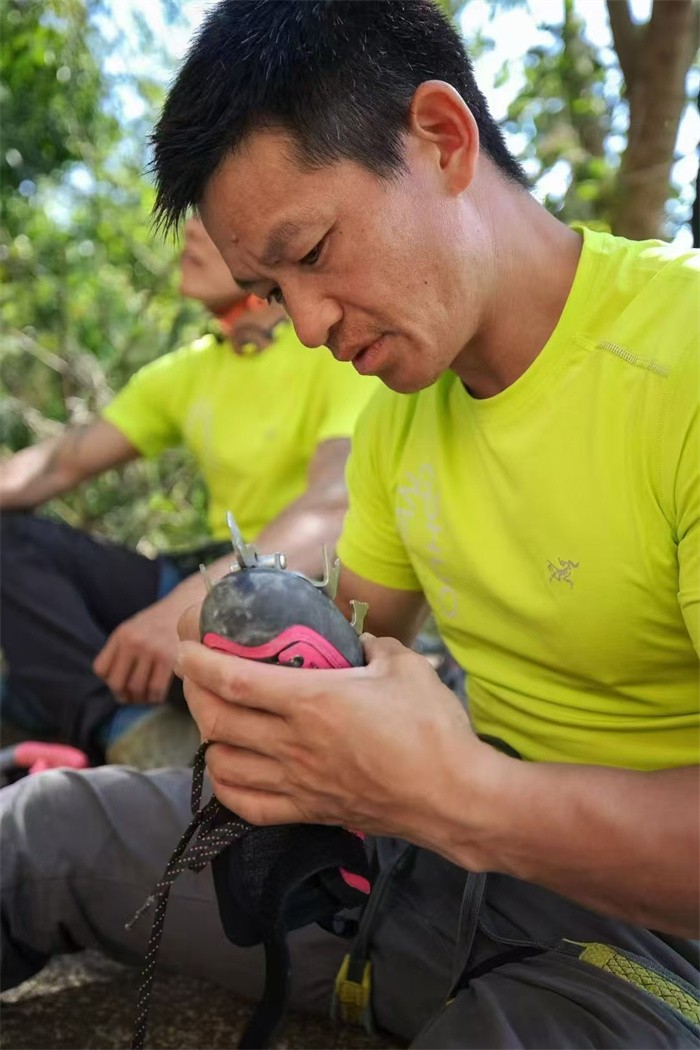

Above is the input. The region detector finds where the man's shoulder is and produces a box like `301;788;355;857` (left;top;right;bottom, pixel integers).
153;332;223;370
582;230;698;375
584;226;698;272
126;332;222;387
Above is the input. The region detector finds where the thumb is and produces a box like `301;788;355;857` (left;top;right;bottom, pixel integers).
360;632;409;661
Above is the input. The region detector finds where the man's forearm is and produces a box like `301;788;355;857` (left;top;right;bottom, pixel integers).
435;755;699;937
0;422;135;511
254;488;347;578
0;439;66;510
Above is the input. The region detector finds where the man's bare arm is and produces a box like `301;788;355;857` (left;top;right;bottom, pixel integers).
0;419;139;510
253;437;351;578
447;754;699;937
152;438;359;615
334;563;427;644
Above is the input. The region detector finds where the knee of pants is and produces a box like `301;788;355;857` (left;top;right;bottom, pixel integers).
0;510;34;558
0;511;54;582
2;768;85;869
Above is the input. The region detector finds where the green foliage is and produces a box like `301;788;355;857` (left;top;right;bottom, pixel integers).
457;0;697;239
1;0;118;201
502;0;619;227
1;0;210;551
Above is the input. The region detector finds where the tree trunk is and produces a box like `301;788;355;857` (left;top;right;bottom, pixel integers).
609;0;697;240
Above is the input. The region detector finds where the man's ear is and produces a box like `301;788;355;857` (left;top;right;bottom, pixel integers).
408;80;479;195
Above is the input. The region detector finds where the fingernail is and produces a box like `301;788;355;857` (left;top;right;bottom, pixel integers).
174;647;184;678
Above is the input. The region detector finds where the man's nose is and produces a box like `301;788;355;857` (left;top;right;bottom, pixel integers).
284;283;342;350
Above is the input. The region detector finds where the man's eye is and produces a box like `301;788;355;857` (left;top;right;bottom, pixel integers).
299;238;324;267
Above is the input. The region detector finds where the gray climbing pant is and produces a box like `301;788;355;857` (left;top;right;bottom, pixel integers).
2;766;698;1048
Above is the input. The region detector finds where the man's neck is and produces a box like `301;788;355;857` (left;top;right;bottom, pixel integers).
453;190;583;400
213;298;285;354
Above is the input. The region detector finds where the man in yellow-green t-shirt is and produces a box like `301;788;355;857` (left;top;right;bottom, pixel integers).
2;6;698;1048
147;3;698;1043
0;218;378;766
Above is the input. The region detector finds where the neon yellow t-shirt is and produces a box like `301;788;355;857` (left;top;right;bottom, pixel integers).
338;229;699;771
103;322;379;541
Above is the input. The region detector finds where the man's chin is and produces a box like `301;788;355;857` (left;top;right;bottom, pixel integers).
378;364;439;395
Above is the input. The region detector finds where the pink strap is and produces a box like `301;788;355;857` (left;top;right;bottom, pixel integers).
14;742;89;774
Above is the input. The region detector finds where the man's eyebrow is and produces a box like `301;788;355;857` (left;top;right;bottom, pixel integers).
259;219;304;268
230;218;308;287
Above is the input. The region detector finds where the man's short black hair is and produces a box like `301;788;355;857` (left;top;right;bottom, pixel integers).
152;0;528;233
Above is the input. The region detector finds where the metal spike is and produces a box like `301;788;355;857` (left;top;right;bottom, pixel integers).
325;558;341;600
226;510;257;568
310;545;331;589
349;600;369;635
199;564;213;594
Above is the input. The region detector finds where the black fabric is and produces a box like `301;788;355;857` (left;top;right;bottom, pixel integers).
129;744;372;1049
0;512;177;760
212;823;371;948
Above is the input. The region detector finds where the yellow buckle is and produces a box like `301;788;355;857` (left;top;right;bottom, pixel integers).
332;953;374;1030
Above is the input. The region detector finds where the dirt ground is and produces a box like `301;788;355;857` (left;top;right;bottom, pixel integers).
0;950;398;1050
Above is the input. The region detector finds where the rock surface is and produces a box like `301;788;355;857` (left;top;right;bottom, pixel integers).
1;951;398;1049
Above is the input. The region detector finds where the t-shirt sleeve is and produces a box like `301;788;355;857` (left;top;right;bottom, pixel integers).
101;344;194;458
315;360;382;444
336;388;422;591
671;347;700;655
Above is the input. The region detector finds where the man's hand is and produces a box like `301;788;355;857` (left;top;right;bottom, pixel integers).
176;614;503;859
175;606;700;935
93;596;183;704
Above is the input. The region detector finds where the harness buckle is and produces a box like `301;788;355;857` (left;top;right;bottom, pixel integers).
332;953;375;1032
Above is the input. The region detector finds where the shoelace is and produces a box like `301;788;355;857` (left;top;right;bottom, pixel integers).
127;742;252;1050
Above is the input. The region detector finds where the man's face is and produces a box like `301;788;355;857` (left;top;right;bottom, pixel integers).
199;130;483;393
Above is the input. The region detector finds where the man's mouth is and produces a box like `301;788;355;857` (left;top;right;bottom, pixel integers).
335;335;388;375
352;335;388;375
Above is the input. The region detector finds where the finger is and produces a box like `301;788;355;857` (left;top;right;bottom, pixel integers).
104;648;137;702
177;603;202;645
123;654;154;705
206;742;287;793
209;779;305;827
147;662;173;705
360;633;411;661
92;636;116;679
184;678;287;753
178;641;364;714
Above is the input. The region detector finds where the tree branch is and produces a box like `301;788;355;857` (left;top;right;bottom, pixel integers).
606;0;640;89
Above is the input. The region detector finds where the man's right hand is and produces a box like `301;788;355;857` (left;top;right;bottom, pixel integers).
93;594;185;705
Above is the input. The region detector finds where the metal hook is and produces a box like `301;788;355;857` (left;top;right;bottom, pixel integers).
325;559;341;601
310;547;341;600
349;600;369;635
